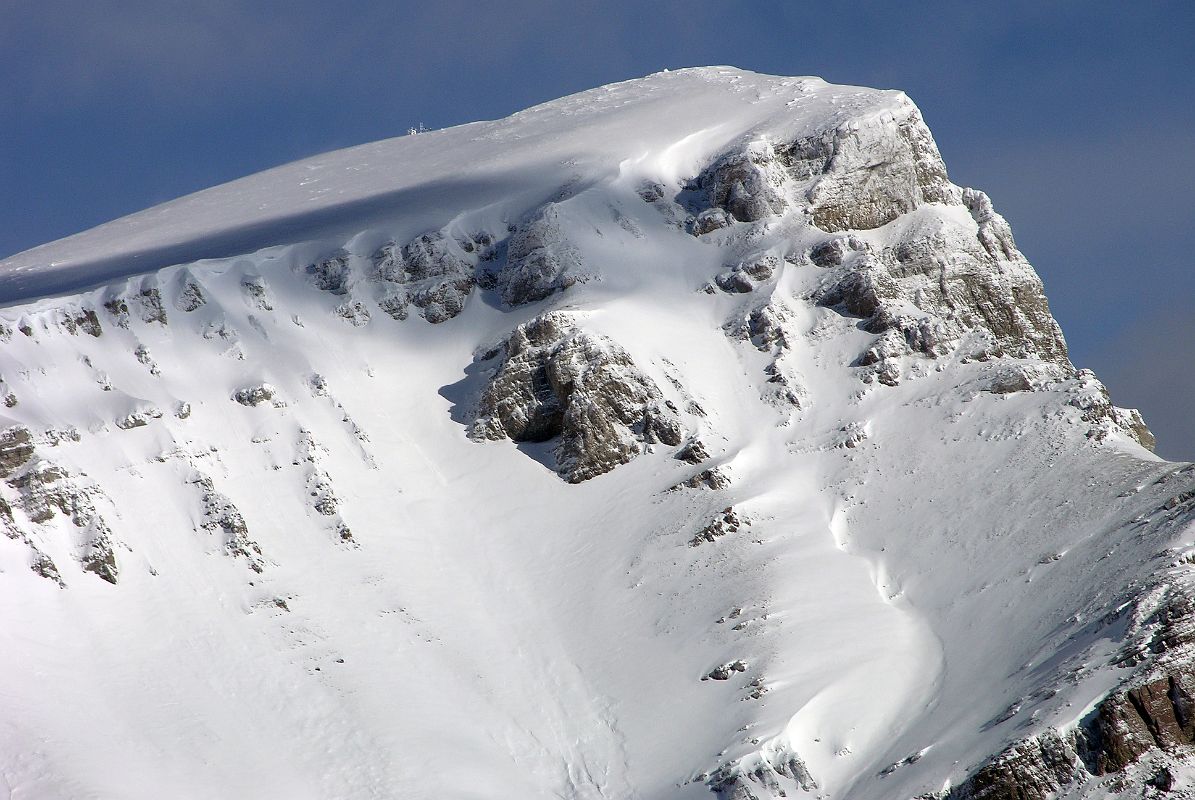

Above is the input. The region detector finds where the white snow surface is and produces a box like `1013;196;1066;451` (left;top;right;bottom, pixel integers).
0;67;1191;800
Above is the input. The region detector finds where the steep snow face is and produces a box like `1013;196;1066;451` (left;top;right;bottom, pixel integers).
0;67;1191;800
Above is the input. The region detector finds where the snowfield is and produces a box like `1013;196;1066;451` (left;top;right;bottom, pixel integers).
0;67;1192;800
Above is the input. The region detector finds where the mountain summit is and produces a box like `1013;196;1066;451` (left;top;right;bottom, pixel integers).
0;67;1191;800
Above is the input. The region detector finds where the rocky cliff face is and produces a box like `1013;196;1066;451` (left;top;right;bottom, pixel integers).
688;105;1075;396
0;68;1184;800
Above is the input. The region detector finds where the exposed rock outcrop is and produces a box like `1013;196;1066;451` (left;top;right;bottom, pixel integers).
174;272;207;312
782;108;956;232
947;673;1195;800
497;205;582;305
690;507;747;547
59;307;102;337
372;231;478;323
703;659;748;681
686;105;954;238
470;313;683;482
233;383;279;407
710;744;818;800
690;144;788;227
295;429;353;543
191;474;263;572
1093;674;1195;772
668;467;732;492
1067;369;1156;451
0;428;66;584
712;254;783;294
334;299;371;327
115;407;163;430
811;216;1069;371
949;730;1081;800
1;431;120;584
242;276;273;311
305;253;352;295
103;297;130;328
103;283;168;328
724;300;807;407
682;105;1120;447
133;285;168;325
0;426;35;478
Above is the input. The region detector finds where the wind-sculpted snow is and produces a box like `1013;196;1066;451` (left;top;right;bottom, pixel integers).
0;67;1189;800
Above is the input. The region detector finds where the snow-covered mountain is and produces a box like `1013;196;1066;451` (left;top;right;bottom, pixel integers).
1;67;1192;800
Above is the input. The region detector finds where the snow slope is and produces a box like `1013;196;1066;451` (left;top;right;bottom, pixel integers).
0;67;1192;800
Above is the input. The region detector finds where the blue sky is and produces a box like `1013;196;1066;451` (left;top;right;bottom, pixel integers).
2;1;1193;456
